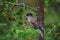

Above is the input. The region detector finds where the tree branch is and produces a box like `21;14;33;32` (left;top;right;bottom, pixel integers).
0;2;37;12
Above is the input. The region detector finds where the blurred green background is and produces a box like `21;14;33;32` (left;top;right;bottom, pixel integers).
0;0;60;40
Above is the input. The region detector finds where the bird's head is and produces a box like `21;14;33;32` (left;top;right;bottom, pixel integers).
26;13;33;19
26;13;33;16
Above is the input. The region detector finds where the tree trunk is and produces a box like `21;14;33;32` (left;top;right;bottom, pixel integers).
37;0;44;40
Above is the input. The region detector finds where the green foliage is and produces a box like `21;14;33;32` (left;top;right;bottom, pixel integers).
0;26;40;40
45;24;60;40
45;0;51;6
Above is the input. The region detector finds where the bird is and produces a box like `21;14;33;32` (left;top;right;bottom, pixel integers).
26;13;44;37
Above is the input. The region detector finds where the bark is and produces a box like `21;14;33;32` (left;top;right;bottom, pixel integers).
37;0;44;40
